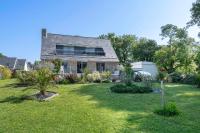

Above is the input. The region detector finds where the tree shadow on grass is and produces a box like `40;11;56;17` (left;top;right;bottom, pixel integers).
0;83;31;89
72;83;160;112
72;83;200;132
0;95;33;104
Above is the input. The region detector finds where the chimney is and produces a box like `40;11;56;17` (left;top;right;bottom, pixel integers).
42;28;47;38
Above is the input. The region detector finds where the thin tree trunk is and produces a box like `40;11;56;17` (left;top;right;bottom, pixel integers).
40;90;46;96
161;80;165;108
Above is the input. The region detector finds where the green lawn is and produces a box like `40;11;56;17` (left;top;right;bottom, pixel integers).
0;79;200;133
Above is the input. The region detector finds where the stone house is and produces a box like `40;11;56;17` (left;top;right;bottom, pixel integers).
40;29;119;74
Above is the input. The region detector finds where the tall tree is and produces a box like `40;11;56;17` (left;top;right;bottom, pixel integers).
0;53;4;58
99;33;137;66
132;38;159;62
188;0;200;37
155;24;195;74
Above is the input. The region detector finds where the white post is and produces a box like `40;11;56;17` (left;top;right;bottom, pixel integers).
161;80;165;107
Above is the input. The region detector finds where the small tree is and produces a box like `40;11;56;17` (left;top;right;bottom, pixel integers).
52;59;62;74
124;64;133;86
34;67;54;95
157;69;167;107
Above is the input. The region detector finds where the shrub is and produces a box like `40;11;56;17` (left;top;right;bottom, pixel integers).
110;83;153;93
86;72;101;83
154;102;180;117
82;68;91;83
196;74;200;88
34;67;54;95
157;71;167;81
181;74;196;85
124;65;134;85
16;70;37;85
64;73;79;83
0;66;12;79
92;72;101;83
86;74;93;82
52;59;62;74
168;72;182;83
101;71;111;83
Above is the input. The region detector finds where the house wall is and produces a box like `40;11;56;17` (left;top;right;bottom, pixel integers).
87;61;96;72
105;62;118;72
63;61;118;74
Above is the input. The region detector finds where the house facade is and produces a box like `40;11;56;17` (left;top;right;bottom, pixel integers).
40;29;119;74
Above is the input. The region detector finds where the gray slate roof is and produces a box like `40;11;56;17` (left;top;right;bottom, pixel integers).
15;59;26;70
0;57;17;69
0;57;26;70
41;31;119;62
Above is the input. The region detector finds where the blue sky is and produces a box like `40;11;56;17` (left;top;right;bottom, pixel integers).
0;0;199;62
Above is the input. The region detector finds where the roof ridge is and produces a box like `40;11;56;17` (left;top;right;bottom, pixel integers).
48;33;110;41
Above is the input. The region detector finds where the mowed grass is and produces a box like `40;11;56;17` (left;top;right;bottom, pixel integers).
0;79;200;133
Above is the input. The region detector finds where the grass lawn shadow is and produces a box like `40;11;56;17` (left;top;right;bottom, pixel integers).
0;95;33;104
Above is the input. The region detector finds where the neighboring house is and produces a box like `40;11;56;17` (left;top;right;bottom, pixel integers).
40;29;119;74
0;57;28;71
131;61;158;79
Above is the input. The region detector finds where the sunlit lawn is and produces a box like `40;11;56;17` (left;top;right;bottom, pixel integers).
0;79;200;133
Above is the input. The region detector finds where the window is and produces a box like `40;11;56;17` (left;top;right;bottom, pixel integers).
63;62;68;73
95;48;105;56
96;62;105;72
74;47;86;55
77;62;87;73
56;44;105;56
86;48;95;56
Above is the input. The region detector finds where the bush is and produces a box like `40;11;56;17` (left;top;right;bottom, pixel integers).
157;71;167;81
168;72;182;83
34;67;55;95
196;74;200;88
0;66;12;79
16;70;37;85
110;83;153;93
86;72;101;83
124;65;134;85
181;74;196;85
52;59;62;74
154;102;180;117
101;71;111;83
168;72;197;85
64;73;79;83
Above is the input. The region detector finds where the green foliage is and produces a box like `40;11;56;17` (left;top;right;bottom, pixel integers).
86;71;111;83
100;71;111;82
110;83;153;93
99;33;159;64
0;53;4;58
124;64;133;85
195;73;200;88
188;0;200;28
82;68;91;83
16;70;37;85
155;24;195;74
132;38;159;61
87;72;101;83
0;80;199;132
154;102;180;117
0;66;12;79
34;68;54;95
99;33;137;65
157;70;167;81
52;59;62;74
